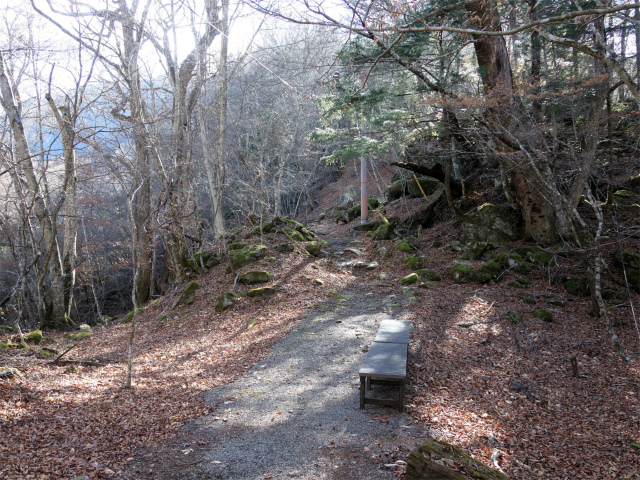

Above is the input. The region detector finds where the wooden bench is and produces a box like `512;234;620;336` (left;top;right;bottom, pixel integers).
359;320;410;411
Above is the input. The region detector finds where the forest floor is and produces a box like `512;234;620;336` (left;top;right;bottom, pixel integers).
2;165;640;480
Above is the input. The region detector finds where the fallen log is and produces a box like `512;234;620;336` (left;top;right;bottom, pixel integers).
405;439;513;480
390;162;462;195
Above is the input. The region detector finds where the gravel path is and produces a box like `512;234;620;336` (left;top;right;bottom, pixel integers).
127;292;429;480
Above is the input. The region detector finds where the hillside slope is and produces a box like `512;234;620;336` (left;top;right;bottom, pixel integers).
1;164;640;480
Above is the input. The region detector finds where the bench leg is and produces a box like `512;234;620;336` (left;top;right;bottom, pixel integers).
360;376;366;409
398;380;405;412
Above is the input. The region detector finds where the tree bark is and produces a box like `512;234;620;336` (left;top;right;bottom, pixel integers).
213;0;229;240
529;0;543;123
45;95;78;323
467;0;558;245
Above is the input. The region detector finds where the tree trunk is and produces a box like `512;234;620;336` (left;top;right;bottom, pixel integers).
636;7;640;83
467;0;558;245
0;49;67;328
213;0;229;240
45;96;78;323
529;0;543;123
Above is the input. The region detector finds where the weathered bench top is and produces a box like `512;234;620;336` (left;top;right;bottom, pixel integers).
359;341;407;379
373;319;410;344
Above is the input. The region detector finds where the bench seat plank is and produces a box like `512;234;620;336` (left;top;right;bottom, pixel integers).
359;341;407;379
373;319;410;344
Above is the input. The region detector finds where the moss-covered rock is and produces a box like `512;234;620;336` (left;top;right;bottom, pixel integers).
515;245;539;257
215;292;238;312
65;331;92;340
0;325;17;333
298;227;315;241
25;330;43;345
183;296;195;306
452;223;504;260
41;347;59;357
314;279;324;286
505;311;523;324
239;271;273;285
120;310;135;324
385;179;408;201
400;273;419;285
508;281;527;288
191;251;220;271
372;222;395;240
172;281;200;308
228;245;267;272
402;255;422;270
283;217;303;228
0;339;15;350
227;227;242;241
345;204;361;222
450;264;476;284
493;251;531;274
367;197;379;209
548;299;565;307
528;251;556;266
475;261;502;283
247;287;277;298
65;365;78;374
416;268;442;281
304;241;324;257
524;296;536;304
275;242;294;252
282;226;304;242
395;240;414;252
564;277;590;297
533;308;554;322
354;220;382;232
431;237;443;248
408;176;443;198
248;221;275;237
228;242;248;251
183;281;199;297
516;276;530;286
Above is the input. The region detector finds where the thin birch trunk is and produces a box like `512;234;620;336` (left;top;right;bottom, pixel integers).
584;189;632;364
212;0;229;240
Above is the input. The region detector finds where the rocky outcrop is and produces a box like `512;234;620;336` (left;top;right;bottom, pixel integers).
451;223;504;260
473;203;521;241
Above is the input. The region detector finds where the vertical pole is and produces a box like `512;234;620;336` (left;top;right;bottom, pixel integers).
360;156;368;224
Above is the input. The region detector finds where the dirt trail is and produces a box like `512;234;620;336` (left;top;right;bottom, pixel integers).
123;243;424;480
